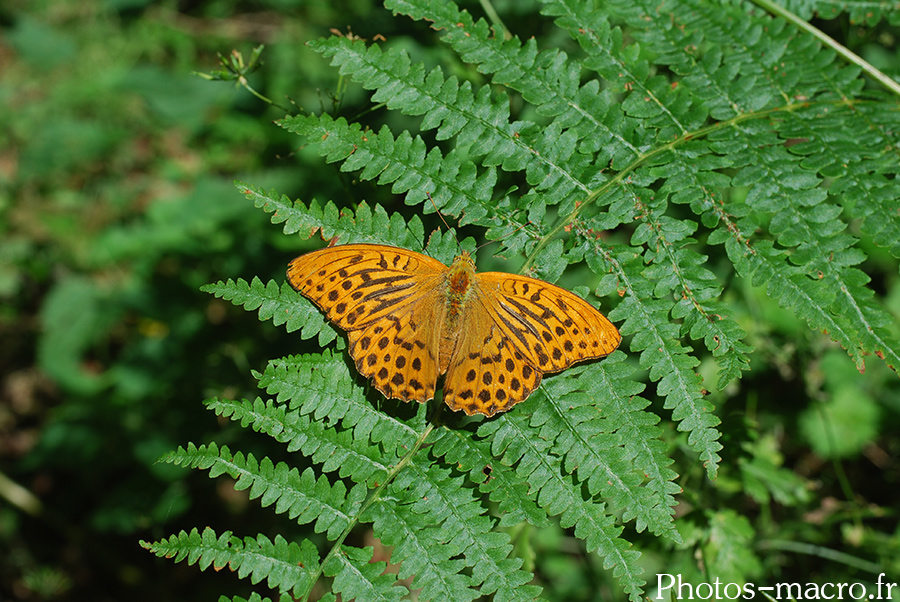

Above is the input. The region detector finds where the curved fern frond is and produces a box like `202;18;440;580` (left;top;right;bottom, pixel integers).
428;426;550;528
163;443;364;539
237;180;427;250
207;396;391;486
323;545;406;602
477;407;646;598
141;527;319;597
254;352;421;458
202;277;338;346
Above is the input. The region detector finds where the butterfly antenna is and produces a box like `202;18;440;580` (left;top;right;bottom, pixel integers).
426;191;458;245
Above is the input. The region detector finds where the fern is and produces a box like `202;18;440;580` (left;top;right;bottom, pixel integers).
143;0;900;600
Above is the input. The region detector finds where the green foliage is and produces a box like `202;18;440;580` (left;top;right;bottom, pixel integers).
129;0;898;600
1;1;377;599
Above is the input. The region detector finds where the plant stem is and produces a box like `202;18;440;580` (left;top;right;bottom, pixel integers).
756;539;884;573
477;0;511;40
300;414;439;600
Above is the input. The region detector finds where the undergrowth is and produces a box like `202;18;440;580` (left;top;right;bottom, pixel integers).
142;0;900;600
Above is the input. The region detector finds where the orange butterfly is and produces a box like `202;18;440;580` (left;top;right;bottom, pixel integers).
287;244;621;417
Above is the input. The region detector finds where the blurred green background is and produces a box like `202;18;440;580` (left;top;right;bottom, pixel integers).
2;0;899;601
0;1;404;599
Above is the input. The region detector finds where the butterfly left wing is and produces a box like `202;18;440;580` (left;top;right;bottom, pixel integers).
287;243;448;404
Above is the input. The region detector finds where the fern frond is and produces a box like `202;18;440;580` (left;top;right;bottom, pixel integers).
278;114;508;228
202;277;339;346
255;351;421;457
378;461;542;602
309;36;592;213
772;0;900;27
322;545;406;602
518;359;678;541
714;111;900;373
207;396;391;486
141;527;319;597
478;410;646;600
219;593;294;602
429;426;550;528
790;103;900;259
163;442;363;539
557;357;680;536
236;179;427;250
388;0;642;168
584;237;723;477
364;492;477;601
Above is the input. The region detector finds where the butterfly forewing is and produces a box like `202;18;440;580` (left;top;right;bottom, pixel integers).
287;244;447;330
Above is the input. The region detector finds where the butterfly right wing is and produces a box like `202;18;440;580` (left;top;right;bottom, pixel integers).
442;270;620;417
475;271;621;373
287;244;448;403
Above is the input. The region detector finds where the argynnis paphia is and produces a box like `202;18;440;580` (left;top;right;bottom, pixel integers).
287;244;621;416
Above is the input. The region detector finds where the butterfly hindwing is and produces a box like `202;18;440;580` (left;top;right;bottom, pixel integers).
346;298;442;403
443;319;542;417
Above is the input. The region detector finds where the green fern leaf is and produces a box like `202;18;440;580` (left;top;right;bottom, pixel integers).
386;0;641;170
777;0;900;26
237;179;426;249
164;442;366;540
219;593;293;602
478;410;646;600
206;396;391;486
428;427;550;528
364;494;476;601
255;351;421;457
308;36;591;213
323;545;406;602
377;461;542;602
585;241;723;477
141;527;319;597
201;277;338;346
278;113;505;228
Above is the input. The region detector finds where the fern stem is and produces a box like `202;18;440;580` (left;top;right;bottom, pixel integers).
750;0;900;98
476;0;511;40
300;415;438;600
756;539;884;573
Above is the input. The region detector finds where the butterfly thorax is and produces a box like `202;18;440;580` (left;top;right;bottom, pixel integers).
446;252;476;314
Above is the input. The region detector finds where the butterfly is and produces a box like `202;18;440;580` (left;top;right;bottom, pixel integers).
287;243;621;417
